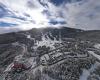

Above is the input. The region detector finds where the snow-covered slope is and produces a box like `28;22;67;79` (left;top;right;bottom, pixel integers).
0;27;100;80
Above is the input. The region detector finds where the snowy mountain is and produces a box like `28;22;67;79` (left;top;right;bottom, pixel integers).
0;27;100;80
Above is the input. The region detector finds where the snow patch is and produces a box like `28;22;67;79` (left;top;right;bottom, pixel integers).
94;44;100;49
14;55;23;61
4;63;14;72
27;35;31;39
88;51;100;61
35;33;61;49
28;57;37;68
12;42;19;46
79;62;100;80
80;69;90;80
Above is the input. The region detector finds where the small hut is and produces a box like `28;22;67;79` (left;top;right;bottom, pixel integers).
12;60;32;72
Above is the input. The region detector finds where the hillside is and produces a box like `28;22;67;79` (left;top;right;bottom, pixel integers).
0;27;100;80
76;30;100;43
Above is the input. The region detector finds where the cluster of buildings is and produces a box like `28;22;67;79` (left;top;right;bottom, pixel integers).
8;38;94;72
40;39;93;66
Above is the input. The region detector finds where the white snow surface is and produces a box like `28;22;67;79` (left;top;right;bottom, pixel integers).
4;63;14;72
88;51;100;61
79;62;100;80
35;34;61;49
14;55;23;61
94;44;100;49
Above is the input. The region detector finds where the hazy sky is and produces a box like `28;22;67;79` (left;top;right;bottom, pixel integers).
0;0;100;33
